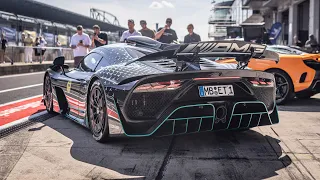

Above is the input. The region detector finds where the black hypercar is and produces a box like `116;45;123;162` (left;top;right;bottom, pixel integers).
43;36;280;142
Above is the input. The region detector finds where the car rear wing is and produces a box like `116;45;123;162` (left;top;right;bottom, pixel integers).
174;40;279;62
125;40;279;70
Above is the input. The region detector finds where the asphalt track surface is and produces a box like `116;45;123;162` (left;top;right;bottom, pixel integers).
0;72;44;104
1;72;320;180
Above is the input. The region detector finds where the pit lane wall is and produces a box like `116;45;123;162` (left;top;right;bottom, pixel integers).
0;46;74;75
2;46;74;64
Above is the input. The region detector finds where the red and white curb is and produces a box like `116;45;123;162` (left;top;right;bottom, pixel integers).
0;95;45;127
0;111;47;131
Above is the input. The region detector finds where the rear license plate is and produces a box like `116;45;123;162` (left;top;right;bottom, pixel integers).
199;85;234;97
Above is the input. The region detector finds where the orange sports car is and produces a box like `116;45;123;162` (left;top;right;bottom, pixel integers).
216;46;320;104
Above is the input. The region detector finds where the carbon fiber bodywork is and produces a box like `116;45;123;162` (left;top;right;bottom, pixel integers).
44;37;279;139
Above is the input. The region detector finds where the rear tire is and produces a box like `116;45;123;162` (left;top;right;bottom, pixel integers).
267;69;294;105
88;80;109;143
44;75;54;113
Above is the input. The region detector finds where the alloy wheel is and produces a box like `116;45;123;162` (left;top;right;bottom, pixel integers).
44;76;53;111
274;73;289;102
89;86;106;137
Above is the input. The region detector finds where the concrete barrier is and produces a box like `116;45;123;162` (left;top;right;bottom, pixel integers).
0;60;74;76
3;46;74;64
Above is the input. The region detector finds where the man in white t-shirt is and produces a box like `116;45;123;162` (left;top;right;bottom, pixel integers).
70;25;91;67
120;19;141;42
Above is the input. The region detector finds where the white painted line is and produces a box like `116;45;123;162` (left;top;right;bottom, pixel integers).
0;110;47;131
0;94;42;107
0;71;45;79
0;83;42;94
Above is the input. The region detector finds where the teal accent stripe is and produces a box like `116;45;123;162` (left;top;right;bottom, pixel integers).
185;119;189;133
272;105;280;124
198;118;203;132
226;101;273;130
232;112;267;116
257;114;262;126
110;96;276;137
171;120;175;135
237;115;243;129
246;114;253;128
167;116;214;121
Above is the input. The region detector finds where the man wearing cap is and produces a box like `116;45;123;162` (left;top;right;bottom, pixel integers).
155;18;178;44
24;33;34;63
139;20;155;39
70;25;91;67
120;19;141;42
184;24;201;43
91;25;108;48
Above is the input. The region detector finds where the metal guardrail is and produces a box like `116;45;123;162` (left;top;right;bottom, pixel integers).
1;46;74;65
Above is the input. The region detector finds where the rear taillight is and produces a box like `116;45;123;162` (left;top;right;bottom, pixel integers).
303;60;320;70
193;77;240;81
248;78;274;87
134;80;182;92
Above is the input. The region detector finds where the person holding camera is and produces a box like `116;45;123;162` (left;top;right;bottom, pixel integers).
70;25;91;67
155;18;178;44
91;25;108;48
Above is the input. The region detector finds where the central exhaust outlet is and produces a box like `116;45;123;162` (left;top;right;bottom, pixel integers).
216;105;227;121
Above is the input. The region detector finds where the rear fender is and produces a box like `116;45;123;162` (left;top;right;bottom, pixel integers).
248;58;278;71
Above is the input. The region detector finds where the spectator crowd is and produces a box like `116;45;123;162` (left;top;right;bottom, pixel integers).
20;33;49;64
0;17;203;65
2;16;319;66
0;32;64;64
119;18;201;44
70;18;202;66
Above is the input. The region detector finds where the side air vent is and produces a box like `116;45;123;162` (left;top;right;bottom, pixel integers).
147;59;177;70
303;60;320;70
199;59;218;68
299;72;307;83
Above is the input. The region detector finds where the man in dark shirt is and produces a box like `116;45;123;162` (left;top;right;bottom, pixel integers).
91;25;108;48
0;33;8;63
184;24;201;43
155;18;178;44
139;20;155;39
